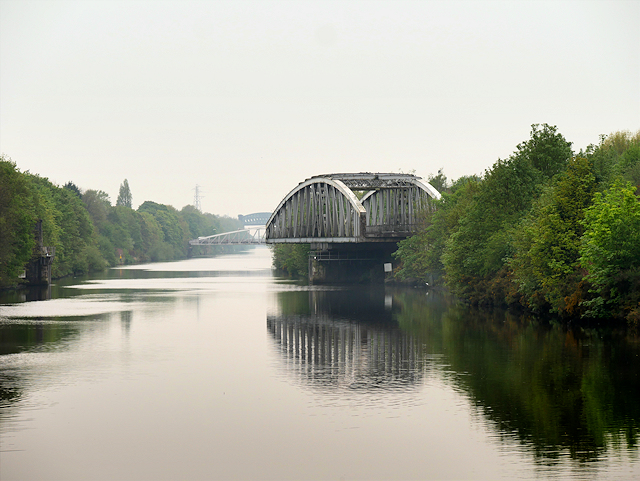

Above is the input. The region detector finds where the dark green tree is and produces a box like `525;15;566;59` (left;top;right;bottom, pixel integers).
440;124;572;304
514;123;573;180
441;156;541;303
138;201;189;258
511;157;597;315
63;181;81;197
27;173;104;276
116;179;132;208
0;156;36;287
579;182;640;321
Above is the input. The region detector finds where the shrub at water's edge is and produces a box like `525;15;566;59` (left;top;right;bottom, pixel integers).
270;244;310;278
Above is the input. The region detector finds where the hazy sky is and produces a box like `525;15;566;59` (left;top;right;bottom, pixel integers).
1;0;638;216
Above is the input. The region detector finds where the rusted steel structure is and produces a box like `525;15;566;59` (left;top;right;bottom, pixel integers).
265;173;441;244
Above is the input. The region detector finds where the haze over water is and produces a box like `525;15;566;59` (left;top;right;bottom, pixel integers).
1;247;638;480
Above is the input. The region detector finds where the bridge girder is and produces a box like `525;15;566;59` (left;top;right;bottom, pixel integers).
266;173;441;244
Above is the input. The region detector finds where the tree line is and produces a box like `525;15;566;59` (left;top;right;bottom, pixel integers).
394;125;640;323
0;159;242;288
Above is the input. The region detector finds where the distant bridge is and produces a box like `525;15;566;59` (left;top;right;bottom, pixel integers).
189;211;269;246
189;227;265;246
238;212;271;226
265;173;440;244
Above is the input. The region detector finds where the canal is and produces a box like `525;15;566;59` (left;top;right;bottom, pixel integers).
1;246;639;480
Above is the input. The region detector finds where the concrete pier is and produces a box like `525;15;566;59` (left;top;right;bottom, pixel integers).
308;242;397;284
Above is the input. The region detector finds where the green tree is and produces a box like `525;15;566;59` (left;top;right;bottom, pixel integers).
138;201;189;259
271;244;310;277
511;157;597;315
82;190;111;231
514;123;573;180
1;157;242;281
139;211;168;262
108;206;143;262
116;179;132;208
441;156;540;302
582;130;640;188
427;168;448;194
393;175;479;283
0;157;36;287
439;124;572;304
579;182;640;321
63;181;82;197
181;205;217;238
26;173;104;276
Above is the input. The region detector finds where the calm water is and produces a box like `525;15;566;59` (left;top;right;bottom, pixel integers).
1;247;638;480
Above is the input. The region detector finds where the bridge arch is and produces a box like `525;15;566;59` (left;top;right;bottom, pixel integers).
266;173;441;244
266;177;366;243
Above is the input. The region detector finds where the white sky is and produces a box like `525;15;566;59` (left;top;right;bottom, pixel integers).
1;0;639;216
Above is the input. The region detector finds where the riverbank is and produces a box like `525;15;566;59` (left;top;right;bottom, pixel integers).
1;155;243;289
393;127;640;324
0;246;256;302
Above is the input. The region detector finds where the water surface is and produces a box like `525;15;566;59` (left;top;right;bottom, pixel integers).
1;247;638;480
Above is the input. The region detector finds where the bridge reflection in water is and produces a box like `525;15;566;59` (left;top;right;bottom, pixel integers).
267;288;430;392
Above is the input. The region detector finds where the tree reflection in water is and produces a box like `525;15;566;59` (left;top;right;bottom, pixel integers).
268;287;640;463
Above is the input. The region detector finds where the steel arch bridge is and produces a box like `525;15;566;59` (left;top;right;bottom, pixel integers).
265;173;441;244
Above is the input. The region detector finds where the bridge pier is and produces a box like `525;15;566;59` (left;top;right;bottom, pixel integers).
308;243;397;284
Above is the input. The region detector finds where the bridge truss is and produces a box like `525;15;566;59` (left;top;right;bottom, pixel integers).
266;173;441;244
